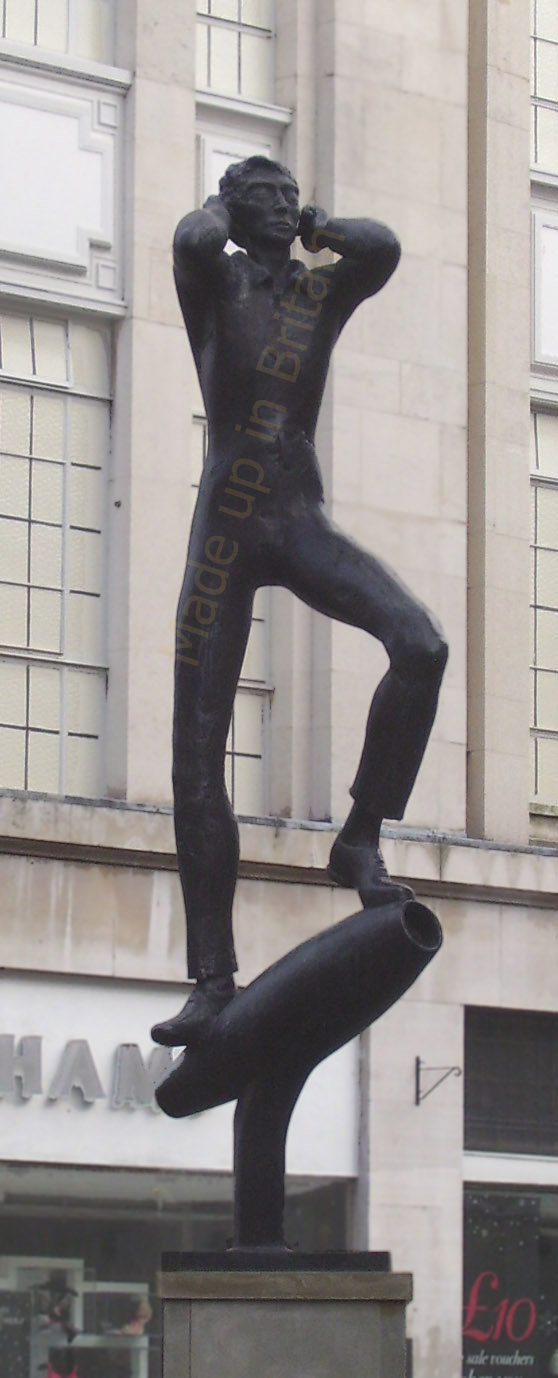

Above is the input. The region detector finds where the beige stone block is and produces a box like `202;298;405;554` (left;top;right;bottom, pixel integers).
135;137;192;220
136;0;195;85
0;855;115;977
359;413;442;517
371;1167;462;1212
441;0;468;54
124;656;174;805
112;867;187;981
132;205;182;254
234;878;336;984
129;242;153;321
415;899;502;1006
486;118;531;227
148;248;183;327
471;747;532;843
401;39;466;107
370;997;463;1098
500;905;558;1010
529;811;558;846
441;104;467;212
382;836;442;887
487;67;531;132
401;362;466;427
238;820;335;874
484;382;530;447
440;424;467;521
129;320;191;477
363;254;442;366
487;0;531;81
485;278;531;393
484;444;531;540
370;1099;463;1174
480;594;529;705
482;693;530;759
335;351;401;415
364;89;443;207
437;740;467;833
134;77;193;149
364;0;442;44
332;21;403;86
433;683;466;746
440;264;467;372
482;530;530;597
440;206;468;266
486;223;530;286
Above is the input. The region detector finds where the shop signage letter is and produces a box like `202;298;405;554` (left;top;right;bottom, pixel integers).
111;1044;173;1110
0;1035;42;1099
47;1039;105;1103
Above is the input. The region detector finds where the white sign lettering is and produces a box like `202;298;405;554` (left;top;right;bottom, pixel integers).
0;1035;173;1113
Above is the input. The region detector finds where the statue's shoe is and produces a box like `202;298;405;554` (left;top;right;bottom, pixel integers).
151;978;236;1047
328;838;413;910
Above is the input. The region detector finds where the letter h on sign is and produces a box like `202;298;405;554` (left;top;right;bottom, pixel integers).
0;1036;42;1099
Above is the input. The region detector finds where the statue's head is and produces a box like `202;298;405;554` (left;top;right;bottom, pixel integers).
219;156;300;250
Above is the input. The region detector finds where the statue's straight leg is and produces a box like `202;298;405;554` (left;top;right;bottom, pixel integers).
172;549;254;982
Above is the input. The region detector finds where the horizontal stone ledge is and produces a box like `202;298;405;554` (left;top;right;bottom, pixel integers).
158;1270;413;1303
0;795;556;905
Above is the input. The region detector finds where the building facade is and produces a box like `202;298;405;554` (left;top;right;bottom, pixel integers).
0;2;556;1376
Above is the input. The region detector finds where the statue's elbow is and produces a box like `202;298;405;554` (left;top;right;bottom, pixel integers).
173;217;196;269
382;228;401;278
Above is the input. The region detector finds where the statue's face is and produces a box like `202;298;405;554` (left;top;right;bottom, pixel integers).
236;169;300;247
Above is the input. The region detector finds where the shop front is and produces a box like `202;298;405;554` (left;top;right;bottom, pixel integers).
0;972;358;1377
463;1187;558;1378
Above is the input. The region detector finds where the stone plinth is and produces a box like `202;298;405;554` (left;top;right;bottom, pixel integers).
159;1254;412;1378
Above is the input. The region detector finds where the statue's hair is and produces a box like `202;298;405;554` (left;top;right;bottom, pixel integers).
219;156;299;212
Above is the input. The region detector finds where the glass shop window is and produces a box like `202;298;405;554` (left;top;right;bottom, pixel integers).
0;1165;351;1378
464;1006;558;1155
0;311;110;798
196;0;275;103
463;1187;558;1378
0;0;114;65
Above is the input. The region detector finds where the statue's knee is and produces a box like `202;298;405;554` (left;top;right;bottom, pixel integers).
394;610;448;685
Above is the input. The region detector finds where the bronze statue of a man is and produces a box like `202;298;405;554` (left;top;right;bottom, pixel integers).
152;157;447;1048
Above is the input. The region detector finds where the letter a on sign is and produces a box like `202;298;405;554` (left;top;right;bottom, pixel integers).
47;1039;105;1103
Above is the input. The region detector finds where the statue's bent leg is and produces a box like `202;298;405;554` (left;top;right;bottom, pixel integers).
171;560;255;982
275;504;447;895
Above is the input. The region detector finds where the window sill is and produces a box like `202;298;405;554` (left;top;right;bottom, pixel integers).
530;803;558;846
196;87;291;127
0;38;132;90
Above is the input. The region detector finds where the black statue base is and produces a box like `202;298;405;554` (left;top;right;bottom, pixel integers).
156;896;442;1249
162;1251;391;1273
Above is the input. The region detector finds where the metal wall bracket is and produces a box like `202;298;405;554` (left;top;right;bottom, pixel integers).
415;1056;462;1105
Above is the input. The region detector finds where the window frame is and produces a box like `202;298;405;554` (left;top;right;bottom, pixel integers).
0;308;110;799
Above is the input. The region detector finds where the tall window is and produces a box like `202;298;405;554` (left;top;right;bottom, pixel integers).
196;0;274;103
531;412;558;803
531;0;558;171
191;415;270;815
0;0;113;64
0;312;109;797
